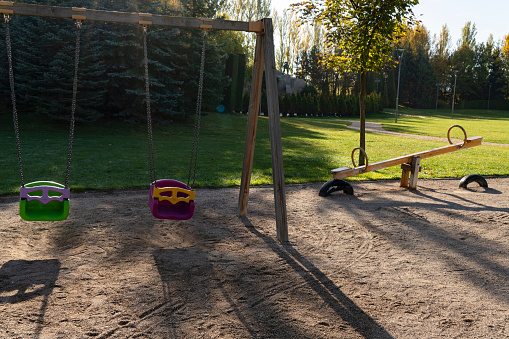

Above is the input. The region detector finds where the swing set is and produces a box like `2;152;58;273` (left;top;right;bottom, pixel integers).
2;2;289;241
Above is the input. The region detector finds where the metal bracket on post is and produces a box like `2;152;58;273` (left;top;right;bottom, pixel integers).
199;17;212;30
249;20;264;34
139;12;152;26
72;7;86;21
0;0;13;15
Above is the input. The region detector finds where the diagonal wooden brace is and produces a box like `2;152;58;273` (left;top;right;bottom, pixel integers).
400;156;422;189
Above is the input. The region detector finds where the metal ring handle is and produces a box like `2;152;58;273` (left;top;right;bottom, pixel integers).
447;125;467;147
351;147;369;171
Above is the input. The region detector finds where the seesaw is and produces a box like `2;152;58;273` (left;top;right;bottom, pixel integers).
319;125;488;196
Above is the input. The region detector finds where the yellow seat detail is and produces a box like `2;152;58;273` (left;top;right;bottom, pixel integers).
152;186;195;205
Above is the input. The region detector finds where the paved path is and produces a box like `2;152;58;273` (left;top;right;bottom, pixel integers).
347;121;509;146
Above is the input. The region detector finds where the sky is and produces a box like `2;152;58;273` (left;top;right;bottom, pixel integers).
270;0;508;46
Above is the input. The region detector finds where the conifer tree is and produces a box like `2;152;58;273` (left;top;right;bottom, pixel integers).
2;1;107;122
387;68;397;108
0;0;228;123
172;0;228;117
295;92;302;115
366;71;376;95
97;0;183;122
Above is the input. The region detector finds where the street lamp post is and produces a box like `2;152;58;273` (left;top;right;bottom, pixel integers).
395;49;404;123
451;72;458;119
435;82;440;112
375;78;380;93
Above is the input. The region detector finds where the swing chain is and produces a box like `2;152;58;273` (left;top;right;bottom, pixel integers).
188;29;207;187
65;20;82;188
143;25;157;184
4;15;24;187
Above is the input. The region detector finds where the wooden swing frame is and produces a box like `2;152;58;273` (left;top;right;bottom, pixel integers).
1;1;288;241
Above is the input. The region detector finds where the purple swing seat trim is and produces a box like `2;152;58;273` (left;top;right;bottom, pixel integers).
20;185;70;205
148;179;195;220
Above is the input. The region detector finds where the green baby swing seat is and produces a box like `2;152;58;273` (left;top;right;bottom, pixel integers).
19;181;70;221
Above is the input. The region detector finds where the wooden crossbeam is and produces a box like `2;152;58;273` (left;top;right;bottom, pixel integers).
0;2;264;32
332;136;482;180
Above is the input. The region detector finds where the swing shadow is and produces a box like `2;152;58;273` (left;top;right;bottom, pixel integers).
0;259;61;338
152;247;311;337
240;217;394;339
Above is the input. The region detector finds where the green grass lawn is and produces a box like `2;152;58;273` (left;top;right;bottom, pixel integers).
374;107;509;144
1;107;508;195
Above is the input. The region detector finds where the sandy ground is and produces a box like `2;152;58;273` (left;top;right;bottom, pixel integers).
0;177;508;338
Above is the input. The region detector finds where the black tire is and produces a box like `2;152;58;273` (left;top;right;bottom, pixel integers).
319;179;354;196
459;174;488;188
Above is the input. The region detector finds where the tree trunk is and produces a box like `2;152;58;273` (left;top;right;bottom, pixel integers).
359;70;366;166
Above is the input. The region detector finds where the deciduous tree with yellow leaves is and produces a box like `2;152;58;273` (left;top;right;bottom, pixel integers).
293;0;419;164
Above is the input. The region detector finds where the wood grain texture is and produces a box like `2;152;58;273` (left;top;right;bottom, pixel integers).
238;34;264;217
2;2;260;32
263;18;288;242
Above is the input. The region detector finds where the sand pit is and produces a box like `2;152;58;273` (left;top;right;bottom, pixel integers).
0;177;508;338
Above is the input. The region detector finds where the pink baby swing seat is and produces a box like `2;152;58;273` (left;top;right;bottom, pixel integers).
148;179;195;220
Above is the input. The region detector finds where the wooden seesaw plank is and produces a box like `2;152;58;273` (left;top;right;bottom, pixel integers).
332;136;482;180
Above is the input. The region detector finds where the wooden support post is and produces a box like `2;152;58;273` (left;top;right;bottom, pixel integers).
400;156;421;189
262;18;288;242
400;163;410;188
238;33;264;217
408;156;421;189
238;19;288;242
